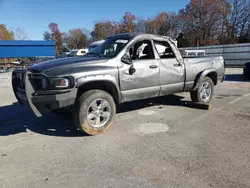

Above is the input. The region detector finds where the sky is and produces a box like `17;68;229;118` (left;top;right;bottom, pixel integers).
0;0;189;40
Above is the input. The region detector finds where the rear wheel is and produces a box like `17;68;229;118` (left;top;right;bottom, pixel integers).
190;77;214;104
73;90;116;135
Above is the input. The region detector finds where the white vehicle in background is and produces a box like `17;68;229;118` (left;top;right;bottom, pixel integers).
76;48;88;56
69;49;79;56
0;67;6;73
59;52;70;58
68;49;89;57
12;59;24;65
88;40;105;52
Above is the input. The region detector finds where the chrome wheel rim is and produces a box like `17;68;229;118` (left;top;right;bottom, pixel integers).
200;82;212;102
87;98;111;128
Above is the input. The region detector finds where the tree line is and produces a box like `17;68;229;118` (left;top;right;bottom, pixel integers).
1;0;249;56
0;25;29;64
0;24;28;40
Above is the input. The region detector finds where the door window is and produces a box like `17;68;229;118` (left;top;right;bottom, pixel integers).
154;41;175;59
128;40;155;60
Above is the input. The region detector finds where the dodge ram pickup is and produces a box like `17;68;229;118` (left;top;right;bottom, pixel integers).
12;33;225;135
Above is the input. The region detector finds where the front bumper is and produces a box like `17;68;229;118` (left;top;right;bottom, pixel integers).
12;70;77;117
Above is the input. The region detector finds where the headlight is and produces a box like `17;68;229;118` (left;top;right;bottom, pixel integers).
49;78;70;89
41;77;72;90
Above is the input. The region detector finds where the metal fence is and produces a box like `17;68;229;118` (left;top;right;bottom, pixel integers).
180;43;250;67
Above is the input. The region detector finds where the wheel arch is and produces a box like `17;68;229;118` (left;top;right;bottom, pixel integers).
76;76;121;104
192;69;218;91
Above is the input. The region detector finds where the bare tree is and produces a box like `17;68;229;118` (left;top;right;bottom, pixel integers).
91;21;119;41
135;17;146;32
229;0;250;42
14;28;28;40
64;28;87;50
178;0;231;46
43;23;63;56
119;12;137;33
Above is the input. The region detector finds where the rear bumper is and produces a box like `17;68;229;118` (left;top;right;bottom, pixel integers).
12;70;77;117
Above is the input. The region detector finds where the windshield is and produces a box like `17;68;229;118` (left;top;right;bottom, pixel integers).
88;36;131;58
88;46;97;52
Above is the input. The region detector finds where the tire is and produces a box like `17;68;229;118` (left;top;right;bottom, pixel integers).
73;90;116;135
190;77;214;104
243;69;250;80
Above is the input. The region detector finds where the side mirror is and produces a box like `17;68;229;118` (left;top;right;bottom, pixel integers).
121;53;132;65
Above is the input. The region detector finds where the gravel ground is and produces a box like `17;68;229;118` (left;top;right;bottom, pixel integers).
0;68;250;188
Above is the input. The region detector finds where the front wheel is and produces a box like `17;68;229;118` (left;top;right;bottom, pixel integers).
73;90;116;135
190;77;214;104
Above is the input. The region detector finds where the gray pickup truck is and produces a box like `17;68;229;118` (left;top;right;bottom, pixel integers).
12;33;225;135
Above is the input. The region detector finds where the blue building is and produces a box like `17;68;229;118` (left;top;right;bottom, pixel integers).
0;40;55;58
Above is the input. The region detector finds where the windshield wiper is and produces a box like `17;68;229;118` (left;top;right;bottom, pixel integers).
86;52;102;58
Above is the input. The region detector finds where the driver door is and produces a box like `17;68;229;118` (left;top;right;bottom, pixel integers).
153;40;185;95
119;39;160;102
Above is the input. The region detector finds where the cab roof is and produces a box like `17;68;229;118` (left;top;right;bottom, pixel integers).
105;32;174;42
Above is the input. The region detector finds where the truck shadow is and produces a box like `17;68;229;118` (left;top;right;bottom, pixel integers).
0;102;85;137
0;95;206;137
117;95;209;114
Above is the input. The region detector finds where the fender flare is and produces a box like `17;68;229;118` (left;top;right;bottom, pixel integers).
76;74;122;103
192;69;217;91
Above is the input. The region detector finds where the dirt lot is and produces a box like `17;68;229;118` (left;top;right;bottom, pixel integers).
0;68;250;188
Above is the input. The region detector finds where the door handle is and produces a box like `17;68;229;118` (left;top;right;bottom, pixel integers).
174;63;181;67
149;65;158;69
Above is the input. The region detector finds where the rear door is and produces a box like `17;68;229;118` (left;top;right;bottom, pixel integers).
119;39;160;101
153;40;185;95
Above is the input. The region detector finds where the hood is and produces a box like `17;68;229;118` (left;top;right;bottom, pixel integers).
28;56;108;73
